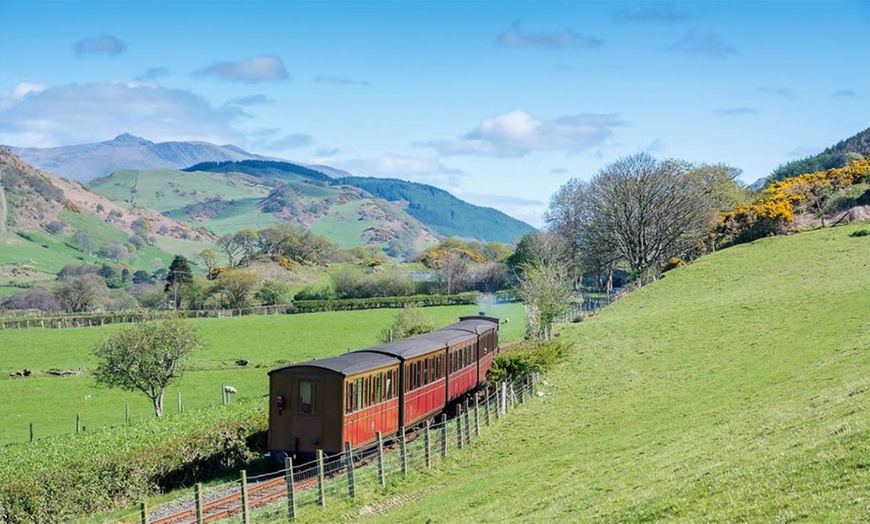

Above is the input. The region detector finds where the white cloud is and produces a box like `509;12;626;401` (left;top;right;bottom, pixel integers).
72;35;127;57
198;56;290;83
455;191;545;228
421;110;625;157
334;154;466;187
497;23;602;49
0;81;246;147
669;31;736;58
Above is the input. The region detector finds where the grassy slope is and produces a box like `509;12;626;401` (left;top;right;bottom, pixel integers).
286;224;870;523
0;302;524;445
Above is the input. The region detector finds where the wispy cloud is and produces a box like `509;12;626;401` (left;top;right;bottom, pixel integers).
198;56;289;83
0;81;245;147
831;88;857;98
497;23;602;49
72;35;127;57
714;107;758;116
786;146;819;158
616;4;690;24
314;75;370;86
137;67;170;81
550;167;568;174
669;31;736;58
226;94;275;106
758;85;795;98
335;154;466;187
420;110;625;157
455;191;544;228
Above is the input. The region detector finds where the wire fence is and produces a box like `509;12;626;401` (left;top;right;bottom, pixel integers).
133;373;540;523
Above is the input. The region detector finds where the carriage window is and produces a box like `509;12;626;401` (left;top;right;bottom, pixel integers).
346;381;354;413
386;370;393;399
299;380;314;414
356;378;363;411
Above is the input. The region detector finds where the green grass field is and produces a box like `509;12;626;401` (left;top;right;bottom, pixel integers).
270;223;870;523
0;302;525;445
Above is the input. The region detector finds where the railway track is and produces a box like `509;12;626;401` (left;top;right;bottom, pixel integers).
148;428;420;524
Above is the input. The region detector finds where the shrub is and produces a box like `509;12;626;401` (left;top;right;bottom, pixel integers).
850;229;870;238
489;339;571;383
380;305;436;342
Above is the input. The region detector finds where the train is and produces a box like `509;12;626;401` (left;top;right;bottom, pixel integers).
267;316;500;459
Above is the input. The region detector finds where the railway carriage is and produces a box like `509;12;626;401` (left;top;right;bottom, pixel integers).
268;316;500;459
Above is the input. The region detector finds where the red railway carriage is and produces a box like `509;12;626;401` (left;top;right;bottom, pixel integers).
358;336;450;429
268;352;400;456
458;316;500;383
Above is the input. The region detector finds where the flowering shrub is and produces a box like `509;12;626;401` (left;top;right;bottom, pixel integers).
715;159;870;246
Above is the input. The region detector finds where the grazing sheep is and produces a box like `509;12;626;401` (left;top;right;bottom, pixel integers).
224;385;237;394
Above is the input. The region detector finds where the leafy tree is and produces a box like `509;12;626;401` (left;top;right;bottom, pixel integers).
45;220;65;235
99;242;131;263
234;229;259;264
212;270;259;309
54;274;106;312
165;255;193;308
199;248;218;276
132;269;152;284
381;305;436;342
93;317;202;417
254;280;291;305
517;261;573;340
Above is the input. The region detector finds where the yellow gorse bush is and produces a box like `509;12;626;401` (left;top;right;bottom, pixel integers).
716;158;870;244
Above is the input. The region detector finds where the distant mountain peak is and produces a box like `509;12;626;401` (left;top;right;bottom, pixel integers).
107;133;154;146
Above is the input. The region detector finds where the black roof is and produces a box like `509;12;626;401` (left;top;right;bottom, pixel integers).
359;318;498;360
269;351;398;377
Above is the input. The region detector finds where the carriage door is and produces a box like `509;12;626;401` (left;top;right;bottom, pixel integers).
291;377;323;453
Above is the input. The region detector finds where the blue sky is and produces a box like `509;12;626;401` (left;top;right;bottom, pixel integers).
1;1;868;227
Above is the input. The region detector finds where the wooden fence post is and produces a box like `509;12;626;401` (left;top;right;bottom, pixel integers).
463;400;471;445
140;501;148;524
194;483;203;524
316;449;326;507
76;413;80;433
440;414;448;459
345;441;356;499
485;392;492;426
501;382;507;415
519;379;525;404
474;396;481;437
456;406;464;450
240;469;250;524
285;456;296;519
126;403;130;423
399;426;407;475
377;432;386;486
178;392;183;413
29;422;33;442
424;420;431;469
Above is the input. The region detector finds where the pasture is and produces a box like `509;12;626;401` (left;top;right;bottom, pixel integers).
272;223;870;522
0;302;525;445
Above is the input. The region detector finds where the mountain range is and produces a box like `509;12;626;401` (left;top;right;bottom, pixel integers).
6;135;536;245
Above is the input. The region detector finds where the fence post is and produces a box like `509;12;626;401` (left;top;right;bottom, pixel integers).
178;392;183;413
240;469;250;524
285;456;296;519
29;422;33;442
440;414;448;459
126;403;130;423
140;501;148;524
377;432;386;487
316;449;326;507
510;383;517;408
464;400;472;445
474;396;481;436
501;382;507;415
519;379;525;404
194;483;203;524
485;392;492;426
400;426;408;475
456;406;464;450
221;384;227;405
424;420;431;469
76;413;80;433
345;441;356;499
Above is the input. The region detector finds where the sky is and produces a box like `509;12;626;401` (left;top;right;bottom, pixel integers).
0;1;868;227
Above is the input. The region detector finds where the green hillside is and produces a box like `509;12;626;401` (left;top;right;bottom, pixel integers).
335;176;536;243
289;223;870;522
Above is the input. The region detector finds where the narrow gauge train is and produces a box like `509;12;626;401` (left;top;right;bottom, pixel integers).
268;316;499;458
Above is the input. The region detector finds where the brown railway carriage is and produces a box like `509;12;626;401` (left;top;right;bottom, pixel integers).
268;316;499;459
268;352;400;457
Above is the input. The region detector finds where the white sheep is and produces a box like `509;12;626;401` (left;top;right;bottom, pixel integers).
223;385;237;394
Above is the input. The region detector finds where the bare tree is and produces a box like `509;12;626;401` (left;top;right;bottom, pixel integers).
587;154;710;275
93;316;201;417
199;248;218;275
54;274;106;312
216;233;243;267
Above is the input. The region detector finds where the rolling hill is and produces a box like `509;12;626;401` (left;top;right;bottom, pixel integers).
184;160;536;243
5;133;273;182
90;165;440;255
0;148;212;292
295;222;870;522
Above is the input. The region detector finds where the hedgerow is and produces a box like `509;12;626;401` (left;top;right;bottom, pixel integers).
0;399;266;523
293;293;479;312
489;339;571;383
